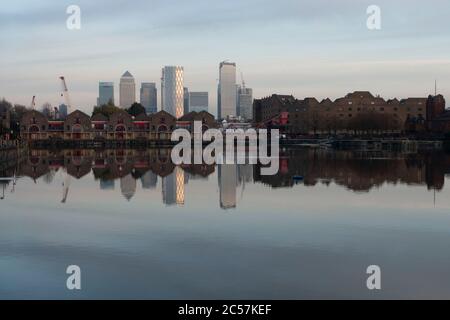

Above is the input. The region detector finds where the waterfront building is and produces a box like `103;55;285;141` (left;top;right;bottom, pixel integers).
189;92;209;113
140;82;157;114
218;61;237;119
161;66;184;118
119;71;136;109
98;82;114;106
253;91;447;135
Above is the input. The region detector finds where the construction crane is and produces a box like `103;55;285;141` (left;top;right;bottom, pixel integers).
59;76;73;114
240;72;246;89
30;95;36;109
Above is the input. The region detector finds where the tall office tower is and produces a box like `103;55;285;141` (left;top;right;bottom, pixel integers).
58;103;68;119
218;61;237;119
237;86;253;120
218;164;237;209
98;82;114;106
189;92;209;113
161;66;184;118
183;87;190;115
140;82;157;114
119;71;136;109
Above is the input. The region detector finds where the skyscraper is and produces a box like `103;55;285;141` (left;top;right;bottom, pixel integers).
140;82;157;114
98;82;114;106
119;71;136;109
189;92;209;113
58;103;68;119
161;66;184;118
183;87;190;115
218;61;237;119
237;86;253;120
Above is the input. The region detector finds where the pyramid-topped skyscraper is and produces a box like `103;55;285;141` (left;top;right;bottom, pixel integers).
119;71;136;109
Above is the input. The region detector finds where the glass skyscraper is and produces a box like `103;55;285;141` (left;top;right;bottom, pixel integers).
237;86;253;120
140;82;157;114
161;66;184;118
189;92;209;113
98;82;114;106
218;61;237;119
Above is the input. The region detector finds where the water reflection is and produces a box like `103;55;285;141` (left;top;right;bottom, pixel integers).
2;148;449;206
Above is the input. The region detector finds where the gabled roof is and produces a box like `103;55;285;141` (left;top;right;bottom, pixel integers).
91;113;108;121
178;111;198;121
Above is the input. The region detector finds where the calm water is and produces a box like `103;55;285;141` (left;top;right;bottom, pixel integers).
1;148;450;299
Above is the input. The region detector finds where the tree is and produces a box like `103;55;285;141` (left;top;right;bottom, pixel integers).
127;102;146;117
92;100;121;118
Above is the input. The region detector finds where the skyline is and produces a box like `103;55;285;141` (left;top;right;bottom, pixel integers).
1;0;450;115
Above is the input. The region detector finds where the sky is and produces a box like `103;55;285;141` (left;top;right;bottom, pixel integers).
1;0;450;116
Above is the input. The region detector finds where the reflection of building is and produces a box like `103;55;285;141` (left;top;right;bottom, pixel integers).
119;71;136;109
162;172;176;205
161;66;184;118
162;167;185;205
189;92;209;113
218;61;237;119
140;82;157;114
120;174;136;201
141;171;157;189
100;179;115;190
218;164;237;209
175;167;185;205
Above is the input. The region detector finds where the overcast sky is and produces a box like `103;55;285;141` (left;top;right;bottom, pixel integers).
1;0;450;115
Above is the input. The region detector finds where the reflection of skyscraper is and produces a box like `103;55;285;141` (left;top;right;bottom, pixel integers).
100;179;115;190
218;61;237;119
218;164;237;209
176;167;185;205
120;174;136;201
161;66;184;118
141;171;157;189
162;172;176;205
162;167;185;205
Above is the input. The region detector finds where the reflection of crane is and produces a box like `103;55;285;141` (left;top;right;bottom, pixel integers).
59;76;73;114
61;169;71;203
